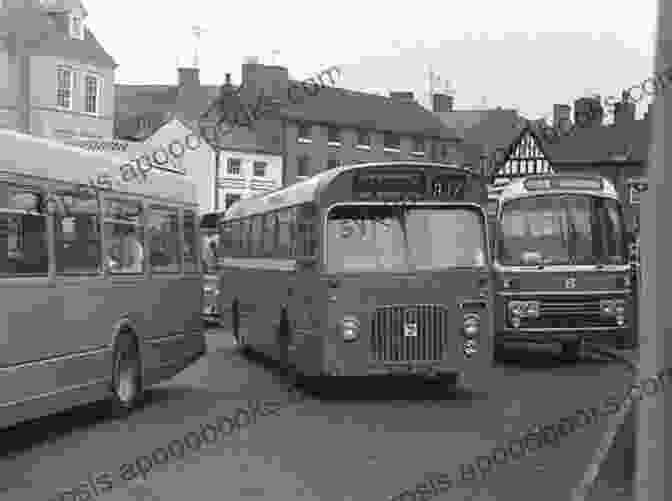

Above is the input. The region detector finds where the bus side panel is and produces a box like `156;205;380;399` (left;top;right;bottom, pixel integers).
289;269;327;377
0;275;204;427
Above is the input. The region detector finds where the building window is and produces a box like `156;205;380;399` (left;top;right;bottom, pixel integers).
227;158;242;175
297;155;310;178
85;75;100;114
383;132;400;150
356;130;371;148
297;123;312;142
327;157;340;170
225;193;242;209
328;126;341;145
441;143;449;158
70;15;83;39
412;136;425;155
57;67;73;110
253;161;267;178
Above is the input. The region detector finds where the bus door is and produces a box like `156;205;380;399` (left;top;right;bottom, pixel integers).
322;202;493;377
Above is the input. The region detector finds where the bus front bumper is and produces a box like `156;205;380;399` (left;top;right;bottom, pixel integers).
496;326;631;346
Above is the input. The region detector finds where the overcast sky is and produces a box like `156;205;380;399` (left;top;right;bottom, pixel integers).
85;0;658;121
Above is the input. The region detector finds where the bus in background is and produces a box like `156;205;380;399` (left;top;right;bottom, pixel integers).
0;130;205;430
200;212;221;323
489;174;634;360
216;162;493;387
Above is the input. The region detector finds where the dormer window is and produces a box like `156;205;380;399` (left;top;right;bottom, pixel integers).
70;15;83;40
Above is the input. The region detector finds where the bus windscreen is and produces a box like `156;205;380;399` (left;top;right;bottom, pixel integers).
498;194;626;266
326;204;486;273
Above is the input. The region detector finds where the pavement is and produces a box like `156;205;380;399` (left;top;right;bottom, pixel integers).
0;326;640;501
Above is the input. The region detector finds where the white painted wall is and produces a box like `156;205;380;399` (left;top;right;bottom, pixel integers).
217;150;283;211
125;119;215;212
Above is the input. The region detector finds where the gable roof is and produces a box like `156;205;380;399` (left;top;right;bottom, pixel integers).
114;81;283;154
0;4;116;68
277;84;459;140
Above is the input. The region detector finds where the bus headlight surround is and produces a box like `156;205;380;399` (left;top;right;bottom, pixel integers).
341;315;360;342
600;299;626;326
507;300;540;323
462;313;481;338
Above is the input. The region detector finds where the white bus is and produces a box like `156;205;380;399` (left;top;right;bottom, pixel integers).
0;130;206;429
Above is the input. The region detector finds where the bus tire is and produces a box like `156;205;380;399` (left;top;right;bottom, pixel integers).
109;330;143;418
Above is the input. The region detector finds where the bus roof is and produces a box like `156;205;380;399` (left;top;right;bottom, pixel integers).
496;174;618;203
223;161;472;220
0;129;198;206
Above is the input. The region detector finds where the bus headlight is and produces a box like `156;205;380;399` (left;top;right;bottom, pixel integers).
463;339;478;357
341;315;360;342
462;313;481;338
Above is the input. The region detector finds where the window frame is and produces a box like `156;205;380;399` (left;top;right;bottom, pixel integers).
84;74;102;115
147;205;182;274
411;136;426;156
102;196;146;276
53;186;103;276
253;161;267;178
0;184;50;278
297;123;312;143
57;67;74;110
70;14;83;39
227;158;242;176
383;132;401;151
296;155;311;179
327;126;341;146
182;209;200;274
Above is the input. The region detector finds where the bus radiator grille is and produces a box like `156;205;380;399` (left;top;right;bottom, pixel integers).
369;304;449;362
518;296;621;328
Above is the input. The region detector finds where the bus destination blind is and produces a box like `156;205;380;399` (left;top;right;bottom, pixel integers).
352;169;426;195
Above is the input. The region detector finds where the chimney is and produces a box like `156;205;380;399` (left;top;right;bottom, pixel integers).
553;104;571;131
574;96;604;127
433;93;454;112
177;67;200;89
390;91;415;103
614;90;636;125
241;59;289;102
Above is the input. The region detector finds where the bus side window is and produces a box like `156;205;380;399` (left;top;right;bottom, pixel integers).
148;206;181;273
288;207;297;258
297;204;317;257
183;210;199;273
54;188;102;275
231;221;241;257
277;209;292;258
240;218;251;257
250;215;263;257
103;198;144;275
0;184;48;276
219;221;233;258
262;212;276;257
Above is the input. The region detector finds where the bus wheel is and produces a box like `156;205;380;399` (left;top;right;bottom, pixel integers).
110;331;143;417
